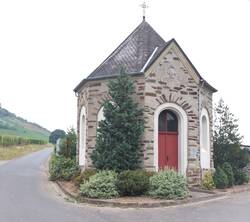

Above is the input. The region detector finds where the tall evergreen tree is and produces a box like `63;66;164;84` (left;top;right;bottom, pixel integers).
91;68;144;172
214;99;242;146
213;99;247;168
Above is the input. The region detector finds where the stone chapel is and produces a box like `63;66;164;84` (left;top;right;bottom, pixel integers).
74;19;217;186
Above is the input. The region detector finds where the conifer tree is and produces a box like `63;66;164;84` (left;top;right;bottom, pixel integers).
213;99;247;168
214;99;242;146
91;68;144;172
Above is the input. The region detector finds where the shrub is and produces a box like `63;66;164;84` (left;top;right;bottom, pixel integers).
117;170;151;196
234;169;249;185
146;171;156;177
80;171;119;199
148;169;188;199
222;162;234;187
202;171;215;190
213;167;228;189
49;154;80;181
58;128;77;159
74;169;97;187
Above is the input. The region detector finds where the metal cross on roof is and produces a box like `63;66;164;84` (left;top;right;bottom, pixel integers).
140;1;149;20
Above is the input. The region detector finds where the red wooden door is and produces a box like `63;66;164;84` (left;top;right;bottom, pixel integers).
158;110;178;170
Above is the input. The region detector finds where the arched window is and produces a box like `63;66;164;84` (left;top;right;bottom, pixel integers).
201;116;208;151
158;110;178;132
79;106;86;167
97;106;104;123
200;109;210;169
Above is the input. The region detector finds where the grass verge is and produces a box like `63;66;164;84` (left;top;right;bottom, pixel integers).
0;144;53;160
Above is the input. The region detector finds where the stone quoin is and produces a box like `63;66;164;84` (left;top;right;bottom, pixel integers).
74;20;217;186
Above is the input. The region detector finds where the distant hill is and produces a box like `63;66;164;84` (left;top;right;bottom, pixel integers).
0;106;50;141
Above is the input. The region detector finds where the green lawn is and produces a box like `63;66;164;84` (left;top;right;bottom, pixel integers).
0;144;53;160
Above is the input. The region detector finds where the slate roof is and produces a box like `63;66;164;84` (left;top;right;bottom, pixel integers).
74;20;217;93
88;20;168;79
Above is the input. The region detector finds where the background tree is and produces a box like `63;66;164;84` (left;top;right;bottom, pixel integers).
213;99;249;185
214;99;242;146
91;68;144;172
59;127;77;158
49;129;66;144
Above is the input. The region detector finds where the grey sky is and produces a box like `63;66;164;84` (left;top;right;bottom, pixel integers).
0;0;249;144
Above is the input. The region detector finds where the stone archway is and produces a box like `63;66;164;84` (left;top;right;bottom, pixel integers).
154;103;188;175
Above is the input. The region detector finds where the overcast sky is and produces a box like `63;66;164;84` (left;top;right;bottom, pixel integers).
0;0;250;144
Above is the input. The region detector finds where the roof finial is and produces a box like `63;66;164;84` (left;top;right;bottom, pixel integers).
140;1;148;21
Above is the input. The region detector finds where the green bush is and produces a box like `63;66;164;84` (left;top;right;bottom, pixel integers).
148;169;188;199
74;169;97;187
80;171;119;199
234;169;249;185
213;167;228;189
202;171;215;190
58;128;77;158
222;162;234;187
117;170;151;196
49;154;80;181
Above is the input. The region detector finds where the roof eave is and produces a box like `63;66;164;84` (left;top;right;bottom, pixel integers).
73;72;144;93
202;80;218;93
74;79;87;92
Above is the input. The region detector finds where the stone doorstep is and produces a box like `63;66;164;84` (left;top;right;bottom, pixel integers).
55;181;227;208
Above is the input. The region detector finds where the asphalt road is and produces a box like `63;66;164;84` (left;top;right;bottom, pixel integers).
0;148;250;222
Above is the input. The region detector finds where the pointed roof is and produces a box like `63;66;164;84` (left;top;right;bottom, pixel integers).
87;20;168;79
74;20;217;93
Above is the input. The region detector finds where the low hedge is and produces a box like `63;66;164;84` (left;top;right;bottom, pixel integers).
49;154;80;181
202;170;215;190
222;162;234;187
80;171;119;199
116;170;151;196
74;169;97;187
213;167;228;189
148;169;188;199
234;169;249;185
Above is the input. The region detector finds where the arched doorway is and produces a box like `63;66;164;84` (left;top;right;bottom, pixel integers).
158;110;178;170
154;103;187;175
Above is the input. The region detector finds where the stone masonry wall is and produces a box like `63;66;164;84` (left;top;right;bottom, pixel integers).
143;43;208;186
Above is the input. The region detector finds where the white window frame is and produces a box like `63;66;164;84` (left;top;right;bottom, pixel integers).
200;108;211;169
